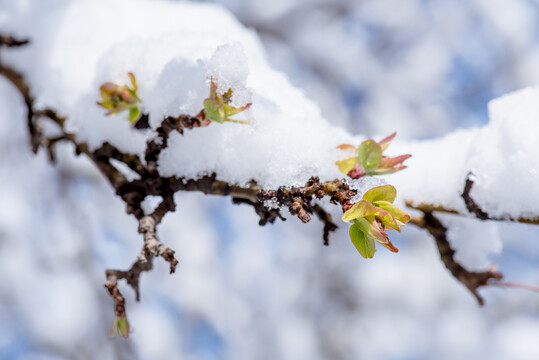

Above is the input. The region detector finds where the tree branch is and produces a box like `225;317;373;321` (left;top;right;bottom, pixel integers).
404;174;539;305
421;211;503;305
406;176;539;225
0;38;40;152
312;204;338;246
461;174;490;220
0;46;360;321
0;35;29;47
145;113;209;171
5;34;531;326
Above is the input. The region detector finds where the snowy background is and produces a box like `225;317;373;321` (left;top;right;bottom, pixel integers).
1;0;539;359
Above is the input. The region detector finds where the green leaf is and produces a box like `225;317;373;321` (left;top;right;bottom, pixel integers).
128;107;140;124
209;80;218;99
377;211;401;232
128;72;138;91
373;200;411;225
222;88;233;104
342;199;381;222
362;185;396;204
117;317;130;338
345;201;399;232
336;144;355;150
110;318;118;337
224;118;251;124
335;157;357;174
378;154;411;169
349;224;376;258
377;132;396;152
223;102;251;117
204;98;226;123
354;218;398;252
110;316;130;338
357;139;382;171
352;216;388;243
370;168;401;176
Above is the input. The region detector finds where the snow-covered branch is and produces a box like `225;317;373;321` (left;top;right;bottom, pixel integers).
417;212;503;306
0;39;371;329
2;0;539;336
406;176;539;226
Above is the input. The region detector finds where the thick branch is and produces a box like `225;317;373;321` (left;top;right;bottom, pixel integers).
257;177;356;224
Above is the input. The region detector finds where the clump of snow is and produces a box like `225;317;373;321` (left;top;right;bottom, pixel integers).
2;1;539;359
206;42;251;106
468;86;539;219
2;1;539;277
392;86;539;221
3;0;539;278
3;0;539;265
2;0;356;189
347;176;387;202
388;86;539;267
390;128;480;213
442;214;503;270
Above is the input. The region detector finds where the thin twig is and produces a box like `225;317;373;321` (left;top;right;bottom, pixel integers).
0;35;29;47
407;172;539;225
462;175;490;220
491;281;539;293
312;204;338;246
422;212;503;305
405;201;539;225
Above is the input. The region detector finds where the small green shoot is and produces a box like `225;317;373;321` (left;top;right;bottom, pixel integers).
97;72;142;124
342;185;410;258
336;133;411;179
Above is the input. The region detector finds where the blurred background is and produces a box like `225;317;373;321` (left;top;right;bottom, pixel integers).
1;0;539;359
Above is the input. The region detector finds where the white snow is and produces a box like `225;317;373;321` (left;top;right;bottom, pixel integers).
206;42;251;106
1;1;539;360
2;0;352;188
392;86;539;221
5;0;537;211
2;0;539;275
391;128;480;213
470;87;539;219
